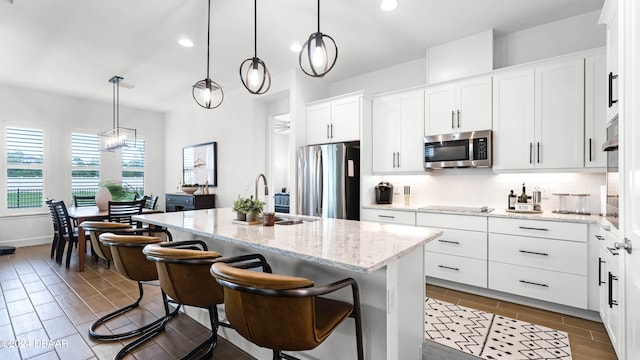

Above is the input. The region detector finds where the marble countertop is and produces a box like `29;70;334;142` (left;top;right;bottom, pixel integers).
133;209;442;274
362;203;603;224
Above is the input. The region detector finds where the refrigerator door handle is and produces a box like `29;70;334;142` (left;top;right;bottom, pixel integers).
316;149;323;216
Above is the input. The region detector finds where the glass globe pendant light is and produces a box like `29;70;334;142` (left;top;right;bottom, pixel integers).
299;0;338;77
192;0;223;109
239;0;271;94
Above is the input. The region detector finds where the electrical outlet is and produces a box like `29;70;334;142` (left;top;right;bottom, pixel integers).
541;187;550;199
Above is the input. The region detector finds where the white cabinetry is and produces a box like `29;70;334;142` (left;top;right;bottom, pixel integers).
599;0;619;123
488;218;588;309
418;213;488;288
306;93;364;145
360;208;416;226
424;76;492;136
596;224;621;356
585;51;607;168
493;57;585;170
372;89;424;173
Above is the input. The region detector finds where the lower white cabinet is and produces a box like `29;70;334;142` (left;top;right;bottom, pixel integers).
488;262;587;309
597;224;621;356
488;217;588;309
419;213;488;288
360;208;416;226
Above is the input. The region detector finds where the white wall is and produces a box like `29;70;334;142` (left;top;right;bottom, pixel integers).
0;83;165;247
494;10;605;69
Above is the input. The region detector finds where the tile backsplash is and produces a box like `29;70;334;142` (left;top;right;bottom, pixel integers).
363;169;606;215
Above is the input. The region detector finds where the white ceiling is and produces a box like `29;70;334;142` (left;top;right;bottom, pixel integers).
0;0;604;113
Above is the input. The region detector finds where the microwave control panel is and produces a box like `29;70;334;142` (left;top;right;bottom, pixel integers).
473;138;489;160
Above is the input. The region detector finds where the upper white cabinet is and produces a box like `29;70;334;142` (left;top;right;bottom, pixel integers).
425;76;492;136
493;56;585;170
599;0;619;123
585;51;607;168
372;89;425;173
306;93;364;145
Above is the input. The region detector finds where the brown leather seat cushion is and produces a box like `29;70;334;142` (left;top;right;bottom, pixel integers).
81;221;131;261
211;262;313;290
99;234;161;281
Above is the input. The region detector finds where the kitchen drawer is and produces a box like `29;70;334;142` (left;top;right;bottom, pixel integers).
425;252;487;288
166;195;195;207
165;194;215;212
361;208;416;226
417;212;487;232
489;217;587;242
489;261;587;309
489;233;586;275
425;228;487;260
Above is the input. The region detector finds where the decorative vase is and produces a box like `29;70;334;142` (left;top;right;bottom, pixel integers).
236;212;247;221
95;187;112;210
247;213;258;222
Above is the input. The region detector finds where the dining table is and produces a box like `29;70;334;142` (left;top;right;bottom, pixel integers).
67;206;162;271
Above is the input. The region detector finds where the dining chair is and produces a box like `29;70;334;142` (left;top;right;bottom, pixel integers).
51;200;92;267
108;199;145;226
73;195;96;207
135;194;159;210
210;263;364;360
143;241;271;359
45;198;61;261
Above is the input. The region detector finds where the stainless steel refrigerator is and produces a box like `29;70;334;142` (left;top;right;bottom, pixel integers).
297;142;360;220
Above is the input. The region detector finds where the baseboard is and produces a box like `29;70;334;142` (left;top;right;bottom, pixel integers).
0;236;51;248
426;277;602;322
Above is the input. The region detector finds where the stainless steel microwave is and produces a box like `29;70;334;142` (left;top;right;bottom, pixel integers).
423;130;492;169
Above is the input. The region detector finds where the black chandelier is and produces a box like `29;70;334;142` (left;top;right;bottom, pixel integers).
192;0;224;109
299;0;338;77
239;0;271;94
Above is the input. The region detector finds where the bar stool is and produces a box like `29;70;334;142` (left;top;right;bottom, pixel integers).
210;262;364;360
94;233;180;359
80;221;131;267
142;241;271;359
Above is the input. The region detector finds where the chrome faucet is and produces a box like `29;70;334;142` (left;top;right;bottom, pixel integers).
255;173;269;202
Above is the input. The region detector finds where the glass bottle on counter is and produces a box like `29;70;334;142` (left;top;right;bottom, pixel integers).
508;190;516;210
519;183;528;203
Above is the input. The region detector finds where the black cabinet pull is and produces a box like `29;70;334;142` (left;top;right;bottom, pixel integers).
607;246;619;256
518;250;549;256
377;214;395;219
518;226;549;231
529;143;533;164
609;72;618;108
609;271;619;308
595;235;605;241
438;265;459;271
451;111;455;129
598;257;606;286
589;138;593;162
519;280;548;288
438;239;460;245
537;142;540;164
457;109;461;128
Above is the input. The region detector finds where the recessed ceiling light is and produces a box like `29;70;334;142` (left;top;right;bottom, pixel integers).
380;0;398;11
290;43;302;52
178;38;194;48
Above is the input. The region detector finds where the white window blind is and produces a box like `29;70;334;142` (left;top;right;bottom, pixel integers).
122;139;145;194
6;127;44;209
71;133;100;197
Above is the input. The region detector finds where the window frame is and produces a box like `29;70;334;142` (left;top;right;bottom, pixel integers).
70;132;101;201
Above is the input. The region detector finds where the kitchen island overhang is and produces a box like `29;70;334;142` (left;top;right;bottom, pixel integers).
133;209;442;360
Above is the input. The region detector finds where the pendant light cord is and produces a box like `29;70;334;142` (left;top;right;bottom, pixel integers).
206;0;211;79
317;0;320;32
112;81;116;129
254;0;257;57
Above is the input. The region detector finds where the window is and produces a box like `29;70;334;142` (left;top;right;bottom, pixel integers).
6;127;44;209
122;139;145;195
71;133;100;198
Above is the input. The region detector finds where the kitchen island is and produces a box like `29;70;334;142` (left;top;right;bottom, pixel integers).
133;208;442;360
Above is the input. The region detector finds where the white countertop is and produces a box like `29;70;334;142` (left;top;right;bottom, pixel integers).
363;203;603;224
133;208;442;274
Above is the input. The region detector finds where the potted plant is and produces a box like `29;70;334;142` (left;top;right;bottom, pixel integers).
232;196;249;221
245;195;265;222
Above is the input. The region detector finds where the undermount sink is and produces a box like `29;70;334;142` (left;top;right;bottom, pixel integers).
273;216;318;225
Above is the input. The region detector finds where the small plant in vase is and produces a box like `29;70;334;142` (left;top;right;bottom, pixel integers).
245;195;265;222
232;196;250;221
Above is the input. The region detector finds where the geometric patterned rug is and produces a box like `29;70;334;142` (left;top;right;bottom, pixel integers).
425;298;572;360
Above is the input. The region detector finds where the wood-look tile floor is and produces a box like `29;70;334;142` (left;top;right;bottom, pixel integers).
0;244;619;360
426;284;618;360
0;244;254;360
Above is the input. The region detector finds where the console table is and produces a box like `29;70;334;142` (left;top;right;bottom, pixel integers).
165;193;215;212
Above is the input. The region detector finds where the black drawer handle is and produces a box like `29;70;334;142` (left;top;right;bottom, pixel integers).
519;280;548;288
377;215;395;219
595;235;605;241
518;250;549;256
609;271;618;308
438;239;460;245
607;247;619;256
609;72;618;107
518;226;549;231
599;257;606;286
438;265;459;271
